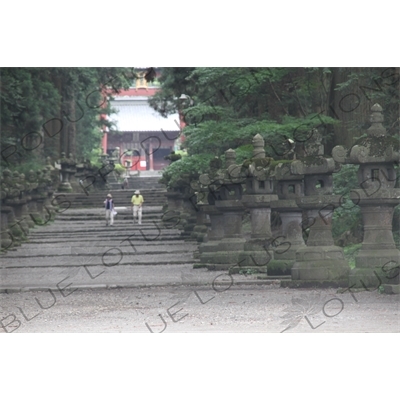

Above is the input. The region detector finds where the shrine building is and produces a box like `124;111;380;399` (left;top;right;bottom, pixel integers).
102;74;181;171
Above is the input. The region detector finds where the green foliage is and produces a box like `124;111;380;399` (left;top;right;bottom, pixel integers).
0;68;60;137
160;154;214;189
234;145;253;164
113;163;126;176
332;164;361;240
0;67;135;169
7;156;45;175
343;244;362;269
88;148;103;168
151;68;399;189
333;164;359;197
164;151;182;163
151;68;344;186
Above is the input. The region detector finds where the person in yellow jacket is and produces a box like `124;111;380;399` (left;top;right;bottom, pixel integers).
131;190;144;224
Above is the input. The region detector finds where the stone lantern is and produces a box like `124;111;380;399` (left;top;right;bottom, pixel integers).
43;159;58;219
189;180;209;248
4;171;31;234
198;149;246;270
233;134;278;272
1;169;26;247
269;160;305;275
290;130;350;284
58;152;76;192
178;174;198;240
194;158;225;268
332;103;400;290
26;169;41;224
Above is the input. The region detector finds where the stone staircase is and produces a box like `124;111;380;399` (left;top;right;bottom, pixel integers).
129;175;165;191
57;188;167;209
108;175;165;191
0;205;201;291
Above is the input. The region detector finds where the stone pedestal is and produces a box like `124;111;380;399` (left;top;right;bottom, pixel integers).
29;193;52;225
235;194;277;272
163;190;184;228
269;200;305;275
2;203;26;246
0;206;14;250
58;167;73;192
6;198;30;234
191;206;209;248
180;196;197;240
348;192;400;289
201;200;245;270
196;205;225;265
198;200;245;271
292;197;349;282
22;197;35;229
28;195;41;224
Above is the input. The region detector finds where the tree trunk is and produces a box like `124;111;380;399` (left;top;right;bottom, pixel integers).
328;67;380;151
66;95;76;158
43;72;63;160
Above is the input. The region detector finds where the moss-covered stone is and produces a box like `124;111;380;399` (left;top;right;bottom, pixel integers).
242;157;274;169
352;136;400;157
267;260;293;276
229;266;267;275
268;159;293;168
301;155;330;166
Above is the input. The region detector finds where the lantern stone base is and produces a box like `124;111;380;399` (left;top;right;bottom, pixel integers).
197;237;246;271
57;182;73;192
267;244;305;275
267;259;293;276
381;284;400;295
236;238;273;270
348;248;400;288
355;248;400;269
199;240;221;254
292;245;350;282
349;261;400;289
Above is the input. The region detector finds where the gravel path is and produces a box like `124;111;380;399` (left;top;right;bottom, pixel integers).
1;284;398;333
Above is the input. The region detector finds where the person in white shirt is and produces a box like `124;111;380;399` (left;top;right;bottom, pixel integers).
104;193;115;226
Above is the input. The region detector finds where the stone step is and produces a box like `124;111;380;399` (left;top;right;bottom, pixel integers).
24;226;183;238
55;215;163;221
1;252;194;268
67;194;167;199
104;175;165;190
129;176;165;190
57;189;168;208
2;243;196;258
